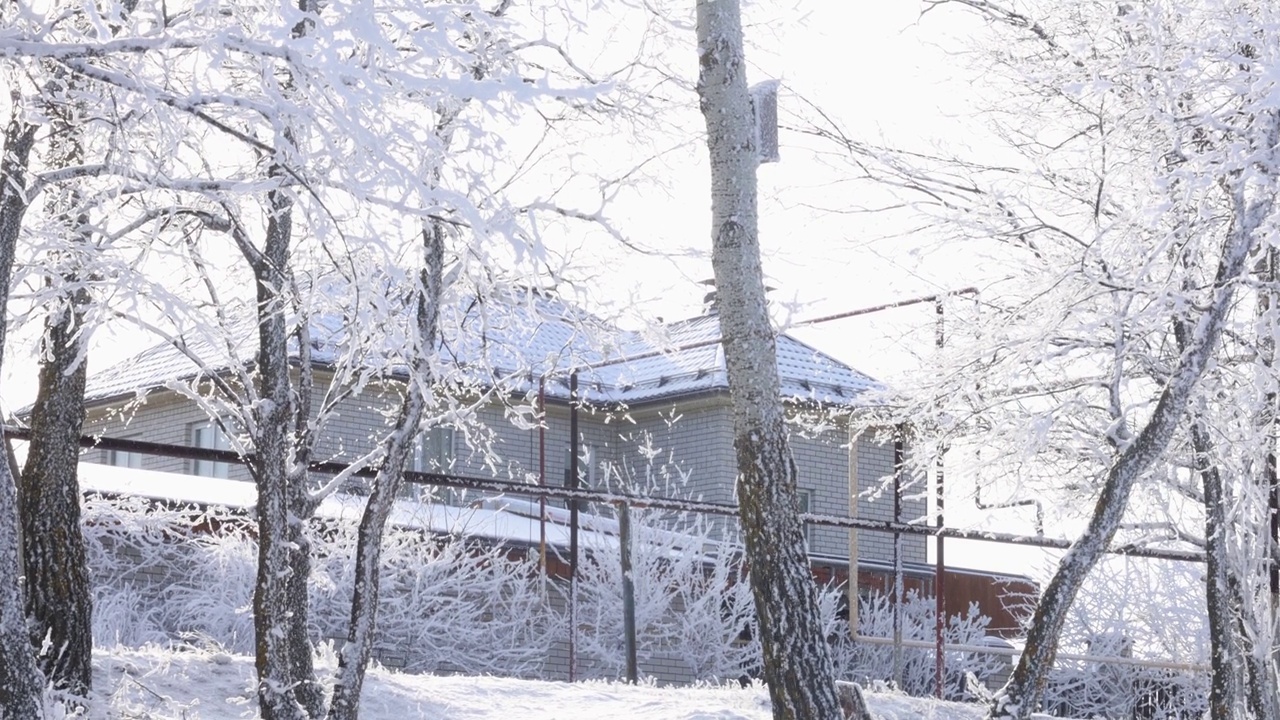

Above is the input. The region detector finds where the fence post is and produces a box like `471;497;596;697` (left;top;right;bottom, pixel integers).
619;500;638;682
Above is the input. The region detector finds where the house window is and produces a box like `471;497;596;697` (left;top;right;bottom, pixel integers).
797;489;813;546
406;425;458;503
109;438;143;470
411;426;455;474
191;421;231;479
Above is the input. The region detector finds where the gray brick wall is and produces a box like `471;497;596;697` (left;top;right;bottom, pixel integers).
610;400;737;503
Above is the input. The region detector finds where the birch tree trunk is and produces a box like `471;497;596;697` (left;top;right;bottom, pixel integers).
695;2;859;718
0;95;47;720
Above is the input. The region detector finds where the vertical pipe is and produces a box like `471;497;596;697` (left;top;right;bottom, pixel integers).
568;371;580;682
619;500;638;682
893;426;905;689
935;298;947;699
935;455;946;698
848;431;861;640
539;378;547;577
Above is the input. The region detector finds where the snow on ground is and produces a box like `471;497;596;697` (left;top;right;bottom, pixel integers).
90;646;1055;720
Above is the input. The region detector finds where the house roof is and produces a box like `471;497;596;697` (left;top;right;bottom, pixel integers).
83;290;883;408
600;314;880;405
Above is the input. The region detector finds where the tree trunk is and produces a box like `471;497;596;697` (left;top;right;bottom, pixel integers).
694;2;852;719
989;183;1266;719
1245;245;1280;720
0;101;47;719
251;0;324;715
250;183;321;720
20;290;92;698
20;63;95;700
328;223;444;720
1189;412;1241;720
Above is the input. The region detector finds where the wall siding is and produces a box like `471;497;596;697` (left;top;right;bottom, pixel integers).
83;383;924;564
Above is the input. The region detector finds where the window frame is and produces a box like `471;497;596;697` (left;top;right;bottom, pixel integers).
190;420;232;479
410;425;456;474
108;436;143;470
797;488;813;547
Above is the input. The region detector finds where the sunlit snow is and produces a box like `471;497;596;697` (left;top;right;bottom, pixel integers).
92;646;1046;720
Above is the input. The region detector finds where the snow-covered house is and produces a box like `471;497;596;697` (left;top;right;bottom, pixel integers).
78;289;924;568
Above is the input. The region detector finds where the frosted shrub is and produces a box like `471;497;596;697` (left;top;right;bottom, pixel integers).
309;510;556;676
570;506;759;683
82;495;241;649
1039;558;1208;719
82;494;556;676
90;584;167;649
821;587;1007;700
162;525;259;652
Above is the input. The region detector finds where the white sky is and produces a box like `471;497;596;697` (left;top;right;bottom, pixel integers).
560;3;990;370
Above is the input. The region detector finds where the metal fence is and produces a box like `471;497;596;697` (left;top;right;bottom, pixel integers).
10;426;1215;714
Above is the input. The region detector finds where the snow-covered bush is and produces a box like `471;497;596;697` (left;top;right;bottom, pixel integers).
309;509;557;676
569;506;759;683
83;494;556;677
821;587;1007;701
1038;558;1208;719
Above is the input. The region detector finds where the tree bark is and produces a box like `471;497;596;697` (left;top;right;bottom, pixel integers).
694;2;854;718
20;289;92;698
0;96;47;720
1236;246;1280;720
249;183;321;720
1188;410;1239;720
250;1;324;716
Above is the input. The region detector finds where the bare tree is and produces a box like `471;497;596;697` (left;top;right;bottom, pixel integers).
0;2;620;717
325;219;443;720
17;60;104;702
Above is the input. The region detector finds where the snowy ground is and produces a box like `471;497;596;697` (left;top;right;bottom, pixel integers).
87;646;1061;720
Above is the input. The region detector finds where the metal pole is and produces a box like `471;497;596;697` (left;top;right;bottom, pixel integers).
790;287;979;328
34;424;1211;562
1270;440;1277;614
935;454;946;698
848;431;860;641
934;298;946;699
568;371;580;682
1263;248;1278;635
539;378;547;577
893;425;905;689
1254;245;1274;632
619;500;638;683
